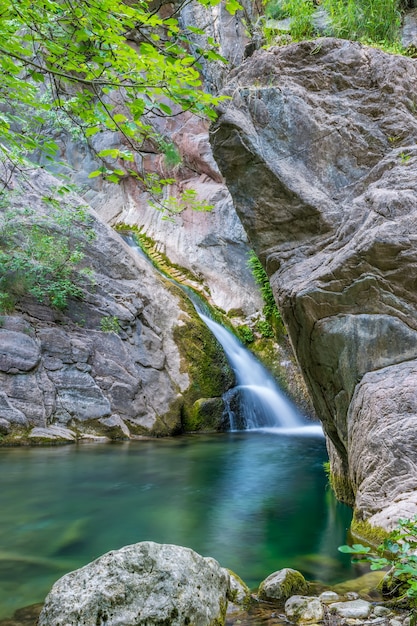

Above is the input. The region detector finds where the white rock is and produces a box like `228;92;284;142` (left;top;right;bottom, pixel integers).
285;595;324;623
330;599;372;619
319;590;340;603
29;425;76;441
38;541;230;626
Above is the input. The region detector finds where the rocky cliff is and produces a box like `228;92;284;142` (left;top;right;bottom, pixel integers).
210;37;417;532
38;0;263;319
0;167;233;443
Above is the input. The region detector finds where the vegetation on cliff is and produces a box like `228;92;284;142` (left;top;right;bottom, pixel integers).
0;188;95;312
264;0;408;51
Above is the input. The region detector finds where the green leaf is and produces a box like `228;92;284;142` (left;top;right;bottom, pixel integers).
87;170;103;179
113;113;128;123
338;544;371;554
159;103;172;115
97;148;120;159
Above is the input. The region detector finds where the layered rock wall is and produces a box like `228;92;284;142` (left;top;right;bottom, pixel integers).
0;167;233;442
210;38;417;530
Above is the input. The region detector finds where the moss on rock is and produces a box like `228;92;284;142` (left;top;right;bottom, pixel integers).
184;397;225;432
172;292;234;433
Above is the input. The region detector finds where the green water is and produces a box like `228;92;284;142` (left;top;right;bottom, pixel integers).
0;432;353;619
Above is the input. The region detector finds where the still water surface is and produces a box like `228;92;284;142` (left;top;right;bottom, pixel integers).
0;432;353;619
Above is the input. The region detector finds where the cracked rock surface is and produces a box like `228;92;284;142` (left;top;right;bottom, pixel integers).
210;37;417;528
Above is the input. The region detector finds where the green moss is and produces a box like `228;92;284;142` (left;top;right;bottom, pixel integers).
350;516;390;548
115;225;204;286
173;293;234;432
184;397;225;432
226;569;252;607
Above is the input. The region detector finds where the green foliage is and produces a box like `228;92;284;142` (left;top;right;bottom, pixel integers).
339;517;417;611
247;251;281;328
100;315;121;333
237;325;255;344
263;0;405;49
322;0;402;45
0;189;95;312
283;0;315;39
255;319;274;338
0;0;239;178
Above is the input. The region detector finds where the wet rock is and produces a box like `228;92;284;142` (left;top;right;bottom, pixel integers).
258;568;308;601
98;414;131;438
329;599;372;619
285;595;324;623
29;425;77;442
319;591;340;604
38;542;229;626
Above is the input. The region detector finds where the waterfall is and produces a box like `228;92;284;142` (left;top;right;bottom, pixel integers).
123;233;322;435
197;309;321;433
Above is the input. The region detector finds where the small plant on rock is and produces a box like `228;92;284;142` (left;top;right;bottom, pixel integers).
100;316;121;333
339;517;417;618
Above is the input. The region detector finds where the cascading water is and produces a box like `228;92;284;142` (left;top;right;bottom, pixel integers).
196;307;322;435
124;234;322;435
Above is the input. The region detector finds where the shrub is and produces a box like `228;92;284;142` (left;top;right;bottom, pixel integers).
0;190;95;312
339;517;417;614
100;316;121;333
247;251;282;328
237;325;255;343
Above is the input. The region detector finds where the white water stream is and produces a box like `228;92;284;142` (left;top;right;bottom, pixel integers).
124;234;322;435
197;310;323;436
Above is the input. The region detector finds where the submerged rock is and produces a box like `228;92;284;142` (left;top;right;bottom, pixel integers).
38;542;229;626
210;37;417;530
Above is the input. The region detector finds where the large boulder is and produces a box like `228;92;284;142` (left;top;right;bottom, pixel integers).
210;38;417;530
38;542;230;626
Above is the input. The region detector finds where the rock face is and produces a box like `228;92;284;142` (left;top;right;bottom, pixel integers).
38;542;229;626
0;167;233;442
210;38;417;529
37;0;263;318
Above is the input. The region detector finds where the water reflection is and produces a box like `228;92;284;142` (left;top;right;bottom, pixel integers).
0;433;353;619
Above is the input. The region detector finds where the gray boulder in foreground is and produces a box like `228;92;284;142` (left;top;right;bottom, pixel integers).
38;542;229;626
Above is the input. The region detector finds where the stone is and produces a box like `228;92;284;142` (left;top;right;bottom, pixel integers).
319;591;340;603
0;330;40;372
29;425;77;442
258;568;308;601
374;605;392;617
210;37;417;528
0;418;10;435
0;392;28;426
227;570;251;604
38;542;229;626
329;599;372;619
285;596;324;623
98;415;131;439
